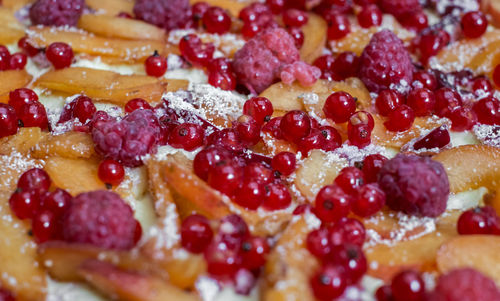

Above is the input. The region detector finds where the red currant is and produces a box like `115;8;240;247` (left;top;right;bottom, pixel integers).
9;88;38;113
235;180;265;210
323;91;356;123
46;42;74;69
334;166;365;195
472;96;500;125
461;11;488;39
244;162;273;184
262;182;291;210
288;27;304;48
353;183;386;217
357;4;382;28
472;76;493;97
266;0;285;14
0;104;18;139
402;10;428;31
169;123;205;151
217;214;249;248
271;151;296;176
9;190;40;220
98;159;125;186
208;70;236;90
243;96;273;124
125;98;153;113
181;214;213;253
306;227;332;259
329;217;366;247
144;51;167;77
282;9;308;27
348;111;374;148
327;13;350;40
280;110;311;142
406;88;436;116
192;2;210;22
413;70;437;91
310;264;347;300
390;270;426;301
40;188;71;216
32;210;59;243
193;146;231;180
361;154;388;183
448;107;476;131
0;46;10;70
330;244;367;284
457;206;500;235
314;184;352;223
73;95;96;124
332;51;359;80
179;34;215;67
18;168;51;193
241;236;270;269
203;7;232;34
18;37;40;56
434;87;462;117
313;54;336;81
207;160;243;197
413;126;450;151
204;240;242;278
384;104;415;132
376;89;403;116
9;52;27;70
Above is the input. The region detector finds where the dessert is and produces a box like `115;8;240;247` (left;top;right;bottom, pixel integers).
0;0;499;300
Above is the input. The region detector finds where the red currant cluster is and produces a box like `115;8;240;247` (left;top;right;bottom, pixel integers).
239;3;277;39
45;42;74;69
8;168;71;243
313;51;359;81
376;270;426;301
191;3;231;34
181;214;269;292
0;45;27;71
0;88;49;139
58;95;97;125
179;34;236;90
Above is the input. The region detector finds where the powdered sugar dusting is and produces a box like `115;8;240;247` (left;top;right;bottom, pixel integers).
473;124;500;148
141;203;180;255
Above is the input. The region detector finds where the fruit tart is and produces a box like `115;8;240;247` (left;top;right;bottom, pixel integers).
0;0;499;300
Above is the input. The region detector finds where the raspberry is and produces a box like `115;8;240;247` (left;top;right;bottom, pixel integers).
92;109;161;167
379;0;421;19
29;0;84;26
134;0;190;31
429;268;500;301
358;30;414;93
233;28;302;94
280;61;321;87
61;190;137;250
378;154;449;217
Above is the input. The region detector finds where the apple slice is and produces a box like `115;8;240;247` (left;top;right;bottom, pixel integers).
0;70;33;101
44;157;106;195
78;14;166;41
371;115;448;149
79;260;200;301
300;13;327;64
27;27;167;62
35;67;166;104
263;214;319;301
85;0;134;16
32;131;96;159
437;235;500;285
0;190;47;300
294;150;347;201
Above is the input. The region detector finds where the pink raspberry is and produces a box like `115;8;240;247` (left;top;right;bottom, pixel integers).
358;30;414;93
280;61;321;86
61;190;137;250
134;0;190;31
429;268;500;301
92;109;161;167
29;0;84;26
233;28;318;94
379;0;422;19
378;154;449;217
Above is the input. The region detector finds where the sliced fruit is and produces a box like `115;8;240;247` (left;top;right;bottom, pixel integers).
263;214;319;301
259;133;297;157
79;260;200;301
78;14;166;41
145;158;176;217
32;131;96;159
35;67;166;104
0;70;33;102
85;0;134;16
433;145;500;213
0;8;25;44
0;190;47;301
27;26;167;62
44;157;106;195
436;235;500;285
190;0;248;17
482;0;500;27
165;79;190;93
300;13;327;64
371;115;448;149
294;149;347;201
0;127;45;156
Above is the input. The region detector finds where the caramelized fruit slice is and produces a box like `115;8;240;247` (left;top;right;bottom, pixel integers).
0;192;47;300
79;260;200;301
300;13;327;64
263;214;318;301
365;212;458;281
437;235;500;285
32;131;96;159
0;70;33;102
371;115;448;149
85;0;134;16
190;0;248;17
35;67;166;104
44;157;106;195
295;150;347;201
27;27;167;62
78;14;166;41
0;8;25;44
38;242;162;282
0;128;45;156
433;145;500;213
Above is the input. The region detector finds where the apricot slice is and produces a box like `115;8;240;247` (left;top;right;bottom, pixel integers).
79;260;200;301
263;214;319;301
35;67;166;104
0;190;47;301
78;14;166;41
32;131;96;159
27;27;167;62
0;128;45;156
0;70;33;102
295;150;347;201
300;13;327;64
371;115;448;149
0;8;25;44
437;235;500;285
85;0;134;16
44;157;106;195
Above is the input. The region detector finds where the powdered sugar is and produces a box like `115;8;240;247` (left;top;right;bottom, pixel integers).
473;124;500;147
